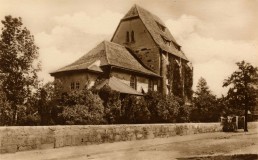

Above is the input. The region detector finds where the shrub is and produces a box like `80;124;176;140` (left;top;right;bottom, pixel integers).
176;104;191;123
98;86;122;124
59;89;105;125
16;105;40;126
145;91;180;123
221;116;237;132
121;95;150;124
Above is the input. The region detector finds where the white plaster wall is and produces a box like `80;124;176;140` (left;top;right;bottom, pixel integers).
54;72;98;93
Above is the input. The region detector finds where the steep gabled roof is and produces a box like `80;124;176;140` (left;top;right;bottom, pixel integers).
51;41;158;76
120;4;188;61
94;76;143;96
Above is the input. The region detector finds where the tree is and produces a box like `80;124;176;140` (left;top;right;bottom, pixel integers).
191;77;219;122
223;61;258;132
37;82;56;125
0;85;12;125
0;16;40;125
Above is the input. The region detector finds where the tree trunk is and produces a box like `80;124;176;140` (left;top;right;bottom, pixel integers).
244;80;248;132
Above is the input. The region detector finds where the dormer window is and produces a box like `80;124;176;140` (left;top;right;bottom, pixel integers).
172;41;181;51
161;35;171;46
156;21;166;32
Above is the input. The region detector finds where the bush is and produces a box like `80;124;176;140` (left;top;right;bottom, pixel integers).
98;86;122;124
16;105;40;126
145;91;180;123
176;105;191;123
58;89;105;125
221;116;237;132
121;95;150;124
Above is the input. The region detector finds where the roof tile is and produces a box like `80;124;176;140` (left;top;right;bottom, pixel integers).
51;41;158;76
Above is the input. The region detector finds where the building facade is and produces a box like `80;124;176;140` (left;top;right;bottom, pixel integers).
50;5;193;101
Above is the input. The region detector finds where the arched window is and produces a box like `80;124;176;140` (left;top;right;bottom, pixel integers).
130;76;137;89
131;31;135;42
148;79;154;91
126;31;130;42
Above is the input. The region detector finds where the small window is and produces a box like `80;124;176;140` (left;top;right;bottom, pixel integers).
131;31;135;42
76;82;80;89
71;82;75;90
130;76;137;89
126;31;130;42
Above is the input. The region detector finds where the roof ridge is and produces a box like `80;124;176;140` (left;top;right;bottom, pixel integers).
136;5;165;25
122;4;139;20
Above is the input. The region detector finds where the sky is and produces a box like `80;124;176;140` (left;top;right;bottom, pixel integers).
0;0;257;96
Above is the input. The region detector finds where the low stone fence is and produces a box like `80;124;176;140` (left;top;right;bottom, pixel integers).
0;122;257;154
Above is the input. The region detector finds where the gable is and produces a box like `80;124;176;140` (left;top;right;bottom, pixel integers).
113;5;188;61
111;17;161;74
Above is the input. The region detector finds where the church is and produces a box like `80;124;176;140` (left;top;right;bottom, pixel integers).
50;4;193;101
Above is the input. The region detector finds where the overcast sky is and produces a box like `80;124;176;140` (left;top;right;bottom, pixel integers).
0;0;257;96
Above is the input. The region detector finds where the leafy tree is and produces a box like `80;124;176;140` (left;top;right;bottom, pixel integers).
223;61;258;131
0;85;12;125
37;82;56;125
191;77;219;122
0;16;40;124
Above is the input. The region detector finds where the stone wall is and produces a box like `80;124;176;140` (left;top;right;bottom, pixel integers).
0;122;257;154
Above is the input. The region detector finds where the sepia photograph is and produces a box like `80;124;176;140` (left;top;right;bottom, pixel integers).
0;0;258;159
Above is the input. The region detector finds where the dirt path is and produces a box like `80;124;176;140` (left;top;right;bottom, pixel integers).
1;129;258;160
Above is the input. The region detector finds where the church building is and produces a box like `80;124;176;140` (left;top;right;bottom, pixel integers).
50;5;193;101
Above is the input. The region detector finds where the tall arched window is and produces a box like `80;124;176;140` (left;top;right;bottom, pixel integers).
126;31;130;42
130;75;137;89
131;31;135;42
148;79;154;91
